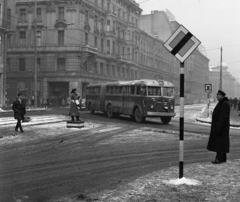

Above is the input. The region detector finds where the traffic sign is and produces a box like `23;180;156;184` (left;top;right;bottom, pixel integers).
164;25;201;63
205;84;212;93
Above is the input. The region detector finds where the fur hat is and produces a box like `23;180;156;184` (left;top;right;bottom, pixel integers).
217;90;226;96
71;88;77;93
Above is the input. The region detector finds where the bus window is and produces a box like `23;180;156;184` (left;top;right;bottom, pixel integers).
147;87;161;96
110;86;114;94
163;87;174;97
136;86;141;95
106;86;110;94
141;86;146;96
119;86;123;94
123;86;129;95
95;87;99;95
130;86;135;95
114;86;118;94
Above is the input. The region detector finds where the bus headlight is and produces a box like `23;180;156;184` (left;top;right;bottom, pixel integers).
150;104;154;108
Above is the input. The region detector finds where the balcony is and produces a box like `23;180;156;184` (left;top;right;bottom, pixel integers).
82;45;98;55
7;46;83;53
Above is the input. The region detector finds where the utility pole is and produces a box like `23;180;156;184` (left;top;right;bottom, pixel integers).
219;47;222;90
34;0;38;108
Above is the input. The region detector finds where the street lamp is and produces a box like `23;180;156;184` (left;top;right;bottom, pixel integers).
219;47;222;90
34;0;38;108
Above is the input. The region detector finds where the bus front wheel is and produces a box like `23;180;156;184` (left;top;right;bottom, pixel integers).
107;105;114;118
161;117;171;124
134;107;145;123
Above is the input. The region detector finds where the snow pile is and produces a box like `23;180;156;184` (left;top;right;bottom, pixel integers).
198;107;212;118
163;177;201;186
0;108;4;112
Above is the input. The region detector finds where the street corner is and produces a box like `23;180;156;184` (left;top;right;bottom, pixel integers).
85;159;240;202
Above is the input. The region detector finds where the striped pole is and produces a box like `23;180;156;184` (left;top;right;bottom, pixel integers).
179;62;185;179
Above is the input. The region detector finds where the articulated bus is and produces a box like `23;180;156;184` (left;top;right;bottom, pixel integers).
86;79;176;124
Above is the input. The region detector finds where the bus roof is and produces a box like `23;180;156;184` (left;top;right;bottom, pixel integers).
86;79;174;88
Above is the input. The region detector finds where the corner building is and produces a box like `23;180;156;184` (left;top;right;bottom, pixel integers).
6;0;209;105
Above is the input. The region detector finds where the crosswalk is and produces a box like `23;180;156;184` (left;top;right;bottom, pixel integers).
0;115;66;128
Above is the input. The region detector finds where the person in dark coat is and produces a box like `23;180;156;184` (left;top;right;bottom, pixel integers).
69;89;80;121
207;90;230;164
12;93;26;133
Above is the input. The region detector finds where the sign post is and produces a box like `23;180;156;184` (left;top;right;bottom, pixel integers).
205;84;212;109
164;25;201;178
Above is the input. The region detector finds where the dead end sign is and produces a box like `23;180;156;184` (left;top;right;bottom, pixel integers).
164;25;201;63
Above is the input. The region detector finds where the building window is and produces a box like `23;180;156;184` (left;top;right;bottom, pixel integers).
113;21;115;32
106;64;109;76
101;39;104;53
94;36;98;48
36;31;42;46
19;31;26;46
58;30;64;45
85;10;89;23
101;0;104;9
58;7;64;20
113;41;115;54
132;48;135;61
0;36;2;56
57;58;65;71
107;2;110;12
94;15;98;28
85;33;88;45
107;40;110;54
112;65;115;77
20;9;26;22
37;8;42;21
94;62;98;74
37;58;41;71
19;58;25;71
100;63;104;75
6;58;10;71
7;9;11;28
107;20;110;31
101;19;104;31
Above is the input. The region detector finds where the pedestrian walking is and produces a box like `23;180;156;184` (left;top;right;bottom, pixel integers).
69;89;80;121
207;90;230;164
12;93;26;133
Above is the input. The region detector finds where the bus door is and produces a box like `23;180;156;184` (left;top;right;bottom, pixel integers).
122;86;130;114
99;84;106;111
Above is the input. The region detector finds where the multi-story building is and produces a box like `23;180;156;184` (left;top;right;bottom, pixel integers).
6;0;210;106
140;10;210;103
209;63;237;99
0;0;13;107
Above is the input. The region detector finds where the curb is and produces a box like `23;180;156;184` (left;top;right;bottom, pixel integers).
0;108;48;114
196;117;240;128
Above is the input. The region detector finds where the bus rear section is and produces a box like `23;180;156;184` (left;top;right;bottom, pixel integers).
86;84;103;113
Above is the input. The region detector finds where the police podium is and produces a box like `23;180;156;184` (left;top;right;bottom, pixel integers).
66;120;84;129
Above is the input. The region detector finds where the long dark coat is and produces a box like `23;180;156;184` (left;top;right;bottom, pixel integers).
12;98;26;120
207;97;230;153
238;99;240;111
69;92;80;116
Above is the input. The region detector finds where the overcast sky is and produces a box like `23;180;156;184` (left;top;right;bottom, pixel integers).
135;0;240;81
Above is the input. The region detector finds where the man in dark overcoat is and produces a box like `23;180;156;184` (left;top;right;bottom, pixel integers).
12;93;26;133
207;90;230;164
69;88;80;121
238;98;240;116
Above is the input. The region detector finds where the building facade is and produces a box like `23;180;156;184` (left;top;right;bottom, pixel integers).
140;10;210;103
209;63;238;99
6;0;209;106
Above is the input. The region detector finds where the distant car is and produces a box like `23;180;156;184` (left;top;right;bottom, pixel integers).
80;98;86;110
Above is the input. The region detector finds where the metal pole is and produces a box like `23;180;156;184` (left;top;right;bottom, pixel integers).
2;32;7;107
34;0;38;108
179;62;184;179
219;47;222;90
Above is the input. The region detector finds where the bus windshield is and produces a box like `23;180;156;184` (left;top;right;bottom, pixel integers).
163;87;174;97
147;87;161;96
